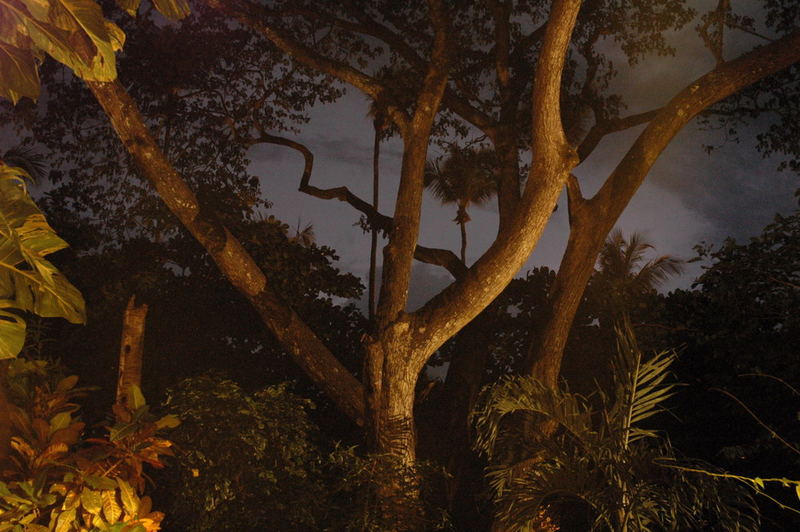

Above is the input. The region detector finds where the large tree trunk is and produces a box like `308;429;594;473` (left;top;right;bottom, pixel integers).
363;340;423;529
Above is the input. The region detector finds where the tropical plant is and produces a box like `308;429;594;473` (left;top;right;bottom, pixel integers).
424;146;497;263
0;161;85;359
472;320;758;531
0;357;177;532
0;0;189;103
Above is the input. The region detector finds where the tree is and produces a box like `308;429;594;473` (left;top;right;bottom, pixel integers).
593;229;683;329
424;146;497;263
660;210;800;527
2;0;800;522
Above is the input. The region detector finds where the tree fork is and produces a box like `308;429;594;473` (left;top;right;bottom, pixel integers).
524;28;800;385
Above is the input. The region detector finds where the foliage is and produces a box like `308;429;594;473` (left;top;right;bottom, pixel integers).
472;321;758;531
661;210;800;525
157;373;453;531
0;0;189;103
156;373;331;531
0;357;176;531
0;162;84;358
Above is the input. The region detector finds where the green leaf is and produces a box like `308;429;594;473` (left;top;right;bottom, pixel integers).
0;309;26;359
127;385;146;411
151;0;190;20
0;172;86;327
154;414;180;429
53;507;76;532
101;489;121;523
795;484;800;501
55;374;79;392
80;488;102;515
0;42;40;104
115;477;138;516
49;411;72;434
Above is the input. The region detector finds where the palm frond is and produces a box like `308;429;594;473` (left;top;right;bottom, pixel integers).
610;317;677;446
472;375;595;461
1;146;48;183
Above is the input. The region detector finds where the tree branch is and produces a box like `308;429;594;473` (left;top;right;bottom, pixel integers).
409;0;583;371
206;0;411;133
250;131;468;279
375;0;454;328
86;79;366;426
578;108;661;162
593;29;800;217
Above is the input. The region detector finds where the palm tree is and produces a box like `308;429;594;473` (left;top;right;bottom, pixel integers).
593;229;683;327
424;146;497;263
1;145;48;182
472;320;759;531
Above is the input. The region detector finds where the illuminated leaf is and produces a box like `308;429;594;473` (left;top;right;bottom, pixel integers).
0;308;26;358
80;489;102;515
114;0;142;17
0;42;40;103
151;0;190;20
102;489;122;523
115;477;139;516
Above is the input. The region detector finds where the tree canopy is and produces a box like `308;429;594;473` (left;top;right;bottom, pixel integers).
1;0;799;525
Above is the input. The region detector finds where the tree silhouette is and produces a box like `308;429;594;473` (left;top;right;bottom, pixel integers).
593;230;683;327
424;147;497;263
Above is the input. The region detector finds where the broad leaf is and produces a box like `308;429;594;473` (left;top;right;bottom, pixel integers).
0;308;26;359
151;0;190;20
0;168;85;357
0;42;40;103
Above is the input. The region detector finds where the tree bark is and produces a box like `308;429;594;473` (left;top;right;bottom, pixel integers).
86;79;366;425
116;295;147;407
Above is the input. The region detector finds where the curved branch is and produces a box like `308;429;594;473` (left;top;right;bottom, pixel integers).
253;132;468;279
593;29;800;215
206;0;411;133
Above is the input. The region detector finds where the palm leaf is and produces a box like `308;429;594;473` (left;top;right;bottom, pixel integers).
610;318;677;446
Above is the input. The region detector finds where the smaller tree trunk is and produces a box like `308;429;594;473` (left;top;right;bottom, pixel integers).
116;295;148;407
369;127;381;322
459;220;468;264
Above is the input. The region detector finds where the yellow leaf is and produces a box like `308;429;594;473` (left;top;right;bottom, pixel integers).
114;0;142;18
151;0;190;20
105;20;125;51
102;489;122;523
